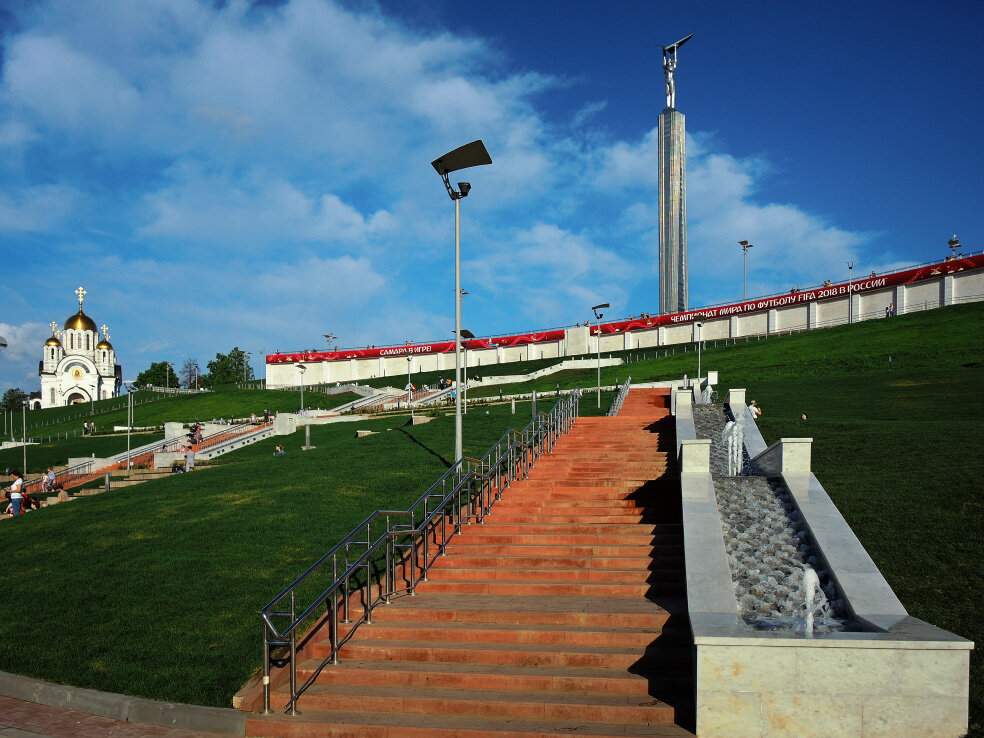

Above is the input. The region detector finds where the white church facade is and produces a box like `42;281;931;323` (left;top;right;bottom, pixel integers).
39;287;122;409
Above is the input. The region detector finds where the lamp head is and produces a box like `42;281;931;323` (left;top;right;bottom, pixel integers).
458;182;471;197
0;335;7;349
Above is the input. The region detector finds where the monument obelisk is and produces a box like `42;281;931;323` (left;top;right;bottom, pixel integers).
657;33;693;315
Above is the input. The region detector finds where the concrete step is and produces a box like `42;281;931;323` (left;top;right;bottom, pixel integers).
265;682;679;724
298;658;682;695
248;707;696;737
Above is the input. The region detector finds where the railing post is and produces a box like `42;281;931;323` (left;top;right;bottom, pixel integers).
330;594;339;665
288;592;299;716
262;622;272;714
385;528;393;603
408;532;417;596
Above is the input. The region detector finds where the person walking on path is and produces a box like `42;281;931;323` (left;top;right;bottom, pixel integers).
185;445;196;473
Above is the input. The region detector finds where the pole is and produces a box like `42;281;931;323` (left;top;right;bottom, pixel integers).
407;355;413;422
743;247;748;302
126;391;132;470
696;324;702;380
454;196;463;462
22;402;26;474
847;261;855;324
596;320;602;408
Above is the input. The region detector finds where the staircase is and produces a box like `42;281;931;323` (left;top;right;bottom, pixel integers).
245;388;694;737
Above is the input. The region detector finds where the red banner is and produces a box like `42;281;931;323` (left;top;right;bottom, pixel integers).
267;331;566;364
268;255;983;364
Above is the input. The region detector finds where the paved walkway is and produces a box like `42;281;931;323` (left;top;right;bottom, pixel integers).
0;696;237;738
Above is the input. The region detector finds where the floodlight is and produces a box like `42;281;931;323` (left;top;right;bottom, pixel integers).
432;140;492;201
454;329;476;339
0;336;7;349
431;141;492;177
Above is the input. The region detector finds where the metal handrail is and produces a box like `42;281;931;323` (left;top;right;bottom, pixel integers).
259;388;582;714
607;377;631;417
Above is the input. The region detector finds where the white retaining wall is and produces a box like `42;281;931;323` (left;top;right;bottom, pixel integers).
268;263;984;388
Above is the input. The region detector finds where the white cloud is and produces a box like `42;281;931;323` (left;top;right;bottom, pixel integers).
0;184;84;232
0;321;48;392
0;0;884;392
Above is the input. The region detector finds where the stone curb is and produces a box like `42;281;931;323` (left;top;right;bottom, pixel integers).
0;670;246;735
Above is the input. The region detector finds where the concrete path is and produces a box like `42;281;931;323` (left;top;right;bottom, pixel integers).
0;695;238;738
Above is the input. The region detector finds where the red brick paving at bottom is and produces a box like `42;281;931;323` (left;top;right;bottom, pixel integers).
0;695;237;738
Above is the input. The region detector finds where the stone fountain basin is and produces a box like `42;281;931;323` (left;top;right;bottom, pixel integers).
673;385;972;738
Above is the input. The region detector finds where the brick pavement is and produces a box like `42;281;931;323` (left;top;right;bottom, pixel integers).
0;695;238;738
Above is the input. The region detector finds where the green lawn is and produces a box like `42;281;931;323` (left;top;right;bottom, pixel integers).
0;398;572;707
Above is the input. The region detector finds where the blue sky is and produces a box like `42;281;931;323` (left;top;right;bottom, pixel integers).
0;0;981;391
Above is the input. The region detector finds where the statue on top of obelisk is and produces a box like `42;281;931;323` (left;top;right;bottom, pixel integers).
657;33;693;110
656;33;693;315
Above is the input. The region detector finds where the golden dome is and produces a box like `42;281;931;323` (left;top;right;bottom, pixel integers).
64;309;98;332
45;335;62;347
97;339;113;350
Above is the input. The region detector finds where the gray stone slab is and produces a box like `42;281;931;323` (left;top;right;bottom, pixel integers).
126;697;246;734
0;670;245;735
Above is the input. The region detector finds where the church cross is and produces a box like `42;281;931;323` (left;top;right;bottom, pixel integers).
101;324;110;341
75;286;87;308
50;321;58;335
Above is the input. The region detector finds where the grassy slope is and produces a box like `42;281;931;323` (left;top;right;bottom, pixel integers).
17;389;361;438
0;399;575;707
0;431;165;475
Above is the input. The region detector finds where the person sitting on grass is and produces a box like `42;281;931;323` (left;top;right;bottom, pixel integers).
749;400;762;419
274;444;285;456
20;490;40;512
56;484;69;503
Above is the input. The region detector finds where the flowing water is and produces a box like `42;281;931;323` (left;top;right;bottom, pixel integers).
694;403;853;632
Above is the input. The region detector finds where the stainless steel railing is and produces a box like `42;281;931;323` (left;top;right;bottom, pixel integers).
259;388;582;714
607;377;631;417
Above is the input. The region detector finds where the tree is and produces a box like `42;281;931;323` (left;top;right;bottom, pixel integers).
135;361;180;389
0;388;28;412
207;347;253;386
180;358;201;388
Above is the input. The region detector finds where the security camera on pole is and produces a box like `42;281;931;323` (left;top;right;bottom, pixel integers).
432;140;492;462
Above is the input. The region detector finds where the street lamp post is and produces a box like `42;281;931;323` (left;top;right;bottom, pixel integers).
296;364;306;412
22;400;27;474
695;321;703;381
739;240;754;302
124;382;136;470
847;261;855;324
591;303;610;408
432;140;492;462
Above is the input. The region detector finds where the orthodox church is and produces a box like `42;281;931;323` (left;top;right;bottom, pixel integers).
39;287;122;408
